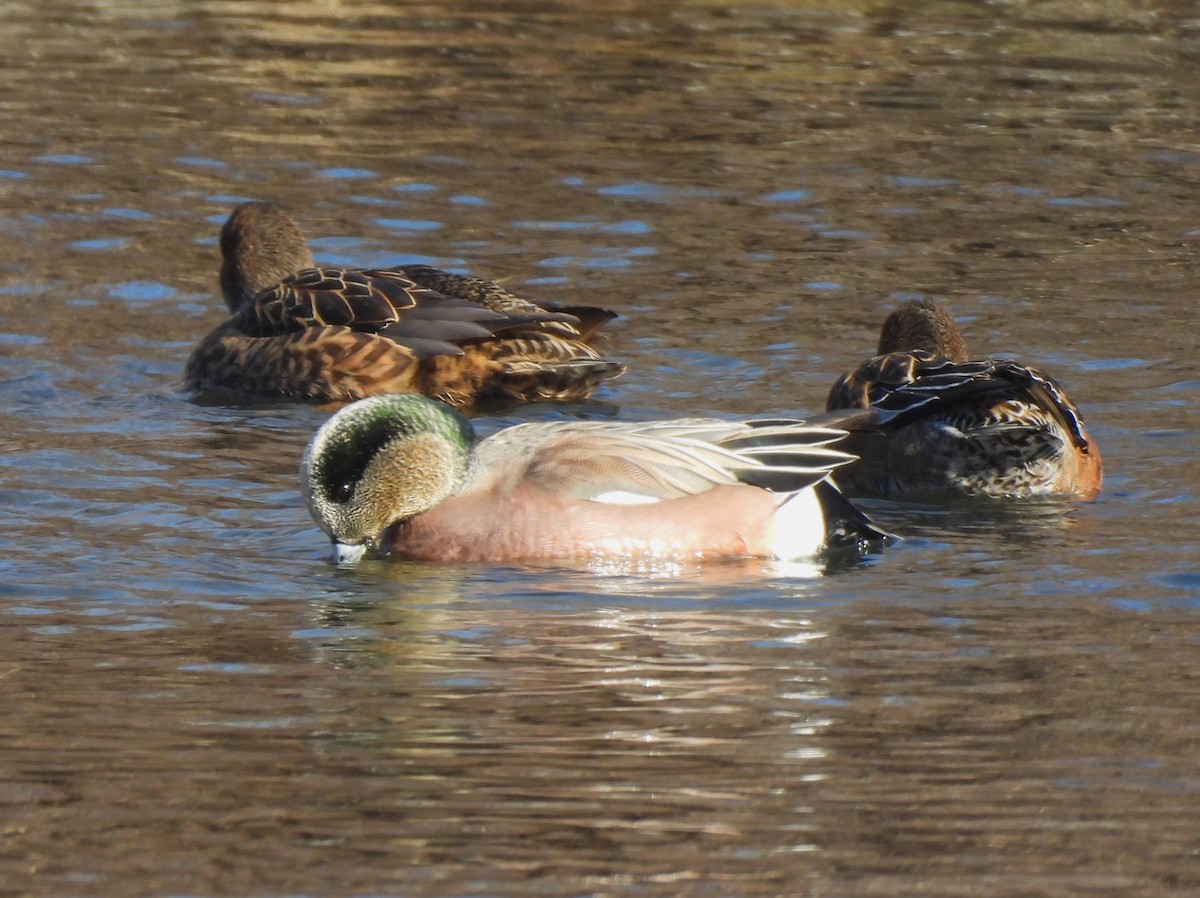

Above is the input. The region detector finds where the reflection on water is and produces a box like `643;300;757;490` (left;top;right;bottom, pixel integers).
1;0;1199;895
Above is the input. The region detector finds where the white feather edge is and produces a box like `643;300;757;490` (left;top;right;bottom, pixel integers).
588;490;662;505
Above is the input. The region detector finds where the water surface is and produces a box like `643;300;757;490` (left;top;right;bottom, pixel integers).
1;1;1198;896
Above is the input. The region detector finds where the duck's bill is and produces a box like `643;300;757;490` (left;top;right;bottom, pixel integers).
332;541;368;564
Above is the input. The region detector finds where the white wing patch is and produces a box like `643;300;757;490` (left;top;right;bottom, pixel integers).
589;490;663;505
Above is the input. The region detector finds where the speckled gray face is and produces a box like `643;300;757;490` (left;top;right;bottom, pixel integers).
299;394;478;559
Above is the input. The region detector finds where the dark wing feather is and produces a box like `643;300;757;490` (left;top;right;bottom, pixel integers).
539;304;620;342
719;420;856;492
829;351;1092;452
988;360;1093;451
380;318;502;344
393;265;620;340
230;267;432;336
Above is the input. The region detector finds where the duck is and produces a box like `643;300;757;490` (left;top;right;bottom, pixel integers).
185;201;624;405
299;393;891;564
826;298;1102;499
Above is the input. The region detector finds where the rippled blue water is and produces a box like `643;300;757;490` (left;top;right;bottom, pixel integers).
1;1;1198;895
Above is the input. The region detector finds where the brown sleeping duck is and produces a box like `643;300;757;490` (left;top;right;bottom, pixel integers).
826;298;1102;499
185;201;624;405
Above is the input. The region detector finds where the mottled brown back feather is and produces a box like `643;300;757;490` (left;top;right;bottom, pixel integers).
187;202;625;405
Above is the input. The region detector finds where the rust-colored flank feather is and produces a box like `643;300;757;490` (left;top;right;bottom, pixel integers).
826;298;1102;499
185;201;624;405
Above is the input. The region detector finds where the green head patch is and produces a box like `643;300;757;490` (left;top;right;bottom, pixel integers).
308;394;475;505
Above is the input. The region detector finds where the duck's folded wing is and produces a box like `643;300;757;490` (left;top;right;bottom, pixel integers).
395;264;575;316
230;268;437;335
715;416;861;491
989;360;1093;451
829;351;977;411
863;356;1002;420
227;267;586;361
831;352;1091;451
481;418;857;502
539;305;619;342
394;264;622;343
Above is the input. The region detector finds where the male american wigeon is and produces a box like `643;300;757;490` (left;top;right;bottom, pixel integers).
826;298;1102;499
185;201;624;405
300;393;891;564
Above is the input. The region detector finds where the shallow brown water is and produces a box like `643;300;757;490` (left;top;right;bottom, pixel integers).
1;1;1198;896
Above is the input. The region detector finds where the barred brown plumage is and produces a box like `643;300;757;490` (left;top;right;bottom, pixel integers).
186;201;624;405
